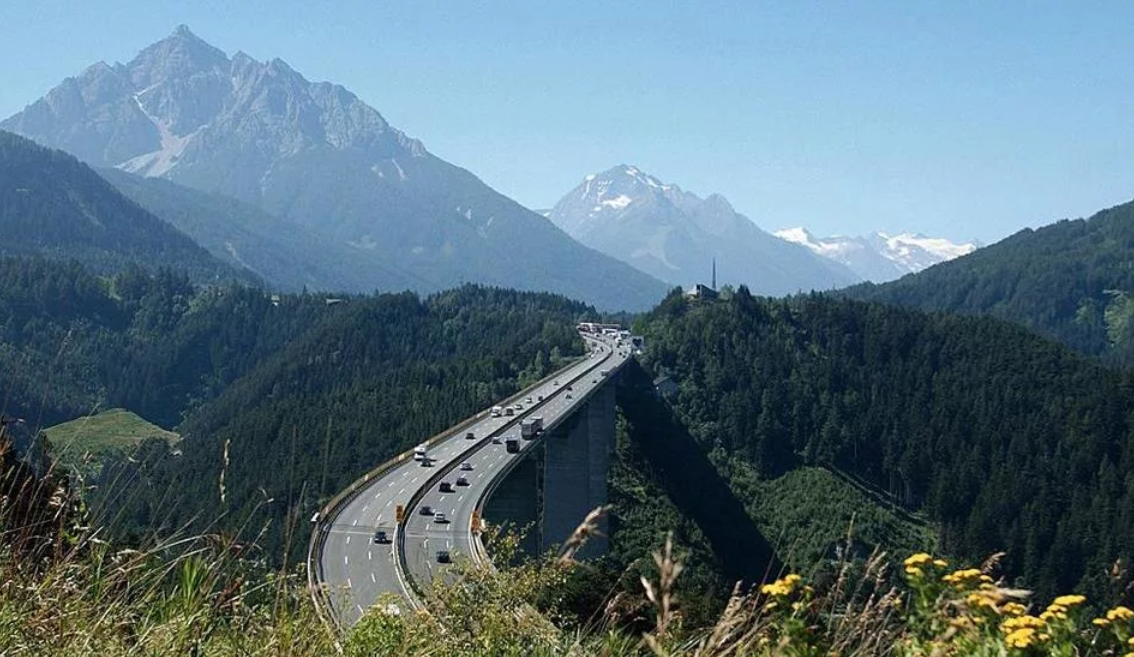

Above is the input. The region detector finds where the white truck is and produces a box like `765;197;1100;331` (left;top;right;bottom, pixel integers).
491;405;503;417
413;443;428;461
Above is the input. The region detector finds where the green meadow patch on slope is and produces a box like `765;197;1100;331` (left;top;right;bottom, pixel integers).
42;408;179;474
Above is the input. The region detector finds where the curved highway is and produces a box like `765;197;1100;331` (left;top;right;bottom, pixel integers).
313;332;630;627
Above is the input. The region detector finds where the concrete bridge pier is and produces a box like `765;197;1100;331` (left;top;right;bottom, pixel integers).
539;380;616;558
482;377;618;560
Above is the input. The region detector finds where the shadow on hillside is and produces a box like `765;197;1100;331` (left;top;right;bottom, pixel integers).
616;360;782;586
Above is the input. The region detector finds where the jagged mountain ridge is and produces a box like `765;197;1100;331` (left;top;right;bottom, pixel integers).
775;227;980;283
2;26;667;310
547;165;859;296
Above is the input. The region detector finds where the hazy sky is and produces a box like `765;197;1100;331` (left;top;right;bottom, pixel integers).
3;1;1133;244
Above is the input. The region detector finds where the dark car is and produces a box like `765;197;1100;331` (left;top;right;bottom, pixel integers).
456;476;469;486
439;481;453;493
419;505;433;516
437;550;451;563
465;431;476;440
373;529;389;544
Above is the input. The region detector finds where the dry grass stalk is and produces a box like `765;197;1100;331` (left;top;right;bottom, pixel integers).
556;504;609;566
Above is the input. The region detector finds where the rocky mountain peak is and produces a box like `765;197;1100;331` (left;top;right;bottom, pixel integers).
128;24;229;89
548;166;859;294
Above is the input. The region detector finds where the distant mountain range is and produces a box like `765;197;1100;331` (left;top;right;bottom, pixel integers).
546;165;858;296
0;130;248;284
2;26;667;310
774;227;979;282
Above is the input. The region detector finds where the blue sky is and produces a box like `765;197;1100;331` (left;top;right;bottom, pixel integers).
3;1;1133;244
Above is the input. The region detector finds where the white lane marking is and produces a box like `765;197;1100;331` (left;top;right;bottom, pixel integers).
371;572;376;583
357;604;363;614
362;504;369;512
344;555;349;565
458;494;464;502
347;578;352;588
352;519;358;526
368;550;373;560
346;536;351;545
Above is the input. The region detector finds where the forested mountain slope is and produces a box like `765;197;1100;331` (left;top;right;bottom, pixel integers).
0;131;248;284
636;289;1134;600
844;199;1134;364
0;256;592;556
99;168;418;292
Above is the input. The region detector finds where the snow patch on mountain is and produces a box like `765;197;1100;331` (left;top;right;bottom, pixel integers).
118;93;199;177
775;227;980;282
879;232;977;262
600;194;632;210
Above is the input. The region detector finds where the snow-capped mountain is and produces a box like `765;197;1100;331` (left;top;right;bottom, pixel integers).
774;227;980;282
1;26;668;310
547;166;858;296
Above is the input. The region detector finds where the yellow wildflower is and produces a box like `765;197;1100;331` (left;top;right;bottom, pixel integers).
933;559;948;567
942;568;983;585
761;574;802;597
1001;615;1045;633
1040;609;1067;622
967;592;998;610
1053;594;1086;608
1005;627;1038;649
1001;602;1027;616
1093;617;1111;628
905;566;924;579
904;553;933;568
1129;636;1134;646
1108;606;1134;622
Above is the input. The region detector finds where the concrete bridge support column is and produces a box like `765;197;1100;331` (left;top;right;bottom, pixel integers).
540;380;616;558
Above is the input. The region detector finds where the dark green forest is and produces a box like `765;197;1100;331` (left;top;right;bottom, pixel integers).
634;288;1134;602
845;199;1134;365
0;257;590;557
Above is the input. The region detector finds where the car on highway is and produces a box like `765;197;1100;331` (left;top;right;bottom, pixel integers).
491;436;502;444
439;481;453;492
459;461;473;471
433;512;448;524
525;396;533;404
456;476;469;486
465;431;475;440
419;457;432;467
420;505;433;516
437;550;451;563
566;393;572;399
373;529;389;544
566;385;573;391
